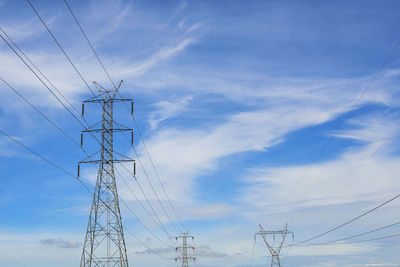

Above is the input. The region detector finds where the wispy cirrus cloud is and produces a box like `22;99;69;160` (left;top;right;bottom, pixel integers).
149;95;193;130
119;38;196;77
39;238;80;249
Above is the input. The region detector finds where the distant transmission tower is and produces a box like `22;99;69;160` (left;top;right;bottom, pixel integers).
78;81;135;267
255;224;294;267
175;232;196;267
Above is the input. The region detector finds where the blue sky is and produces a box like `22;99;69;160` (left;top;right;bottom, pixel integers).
1;0;400;266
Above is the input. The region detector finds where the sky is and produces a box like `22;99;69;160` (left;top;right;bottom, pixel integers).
1;0;400;266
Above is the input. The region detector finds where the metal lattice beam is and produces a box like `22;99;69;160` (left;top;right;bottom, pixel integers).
79;81;134;267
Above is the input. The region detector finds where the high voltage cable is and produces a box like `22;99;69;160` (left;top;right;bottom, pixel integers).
60;0;185;233
26;0;97;97
289;233;400;247
67;0;184;231
300;232;400;246
283;37;400;203
118;162;177;240
119;189;176;249
0;72;174;248
63;0;117;90
0;127;174;259
27;0;179;242
0;128;91;193
293;221;400;247
293;193;400;245
1;18;176;249
20;1;400;262
115;166;177;244
0;31;85;129
124;227;173;260
121;130;181;235
0;70;174;246
0;26;82;118
130;116;187;230
9;0;178;258
0;76;82;149
306;121;400;209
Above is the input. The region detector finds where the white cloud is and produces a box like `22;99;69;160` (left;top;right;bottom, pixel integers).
240;115;400;213
119;38;195;77
149;95;193;130
288;242;379;257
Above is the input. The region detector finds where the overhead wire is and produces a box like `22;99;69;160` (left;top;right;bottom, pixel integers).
63;0;117;90
0;30;85;128
26;0;179;243
282;37;400;203
306;121;400;209
26;0;97;97
130;116;187;231
293;193;400;245
115;165;177;243
299;232;400;246
0;75;82;149
292;221;400;247
11;0;400;264
61;0;185;234
120;128;181;235
0;127;173;259
0;70;174;250
1;13;176;250
0;26;82;118
0;128;91;193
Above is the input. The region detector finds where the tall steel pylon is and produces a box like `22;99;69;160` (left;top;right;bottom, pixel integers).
255;224;294;267
175;232;196;267
78;81;135;267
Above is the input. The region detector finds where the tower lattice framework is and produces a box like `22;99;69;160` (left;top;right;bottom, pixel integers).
78;81;134;267
255;224;294;267
175;232;196;267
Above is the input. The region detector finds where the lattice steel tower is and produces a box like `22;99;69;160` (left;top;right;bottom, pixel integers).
175;232;196;267
78;81;135;267
255;224;294;267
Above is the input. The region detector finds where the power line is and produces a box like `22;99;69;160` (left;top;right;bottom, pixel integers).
61;0;185;233
306;121;400;209
124;227;173;260
0;26;82;118
0;126;174;260
115;166;177;246
283;37;400;203
25;0;178;244
0;74;174;249
131;116;187;230
121;130;181;235
1;23;175;250
293;193;400;245
118;163;178;240
0;30;85;128
0;128;91;193
295;233;400;247
294;221;400;247
0;76;82;149
26;0;97;97
0;0;178;254
63;0;117;90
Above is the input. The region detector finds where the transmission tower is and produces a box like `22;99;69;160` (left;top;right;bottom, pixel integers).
255;224;294;267
175;232;196;267
78;81;135;267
